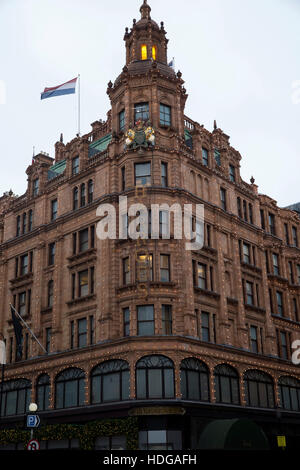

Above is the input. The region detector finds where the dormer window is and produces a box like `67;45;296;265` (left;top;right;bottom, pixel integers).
33;178;39;196
152;45;157;60
214;149;221;166
72;156;79;175
141;44;147;60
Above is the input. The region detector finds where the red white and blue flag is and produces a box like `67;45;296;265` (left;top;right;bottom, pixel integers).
41;77;78;100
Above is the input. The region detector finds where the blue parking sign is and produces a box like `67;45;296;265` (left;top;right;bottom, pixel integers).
27;415;40;428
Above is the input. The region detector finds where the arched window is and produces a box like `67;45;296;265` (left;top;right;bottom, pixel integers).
55;368;85;409
244;370;274;408
152;45;157;60
80;183;86;207
180;358;209;401
91;360;129;404
279;376;300;411
0;379;31;416
136;355;174;399
73;187;78;211
36;374;50;411
141;44;147;60
88;179;94;204
214;364;240;405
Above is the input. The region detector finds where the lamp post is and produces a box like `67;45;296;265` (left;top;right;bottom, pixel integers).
28;403;38;440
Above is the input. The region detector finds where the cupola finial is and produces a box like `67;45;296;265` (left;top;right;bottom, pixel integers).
140;0;151;20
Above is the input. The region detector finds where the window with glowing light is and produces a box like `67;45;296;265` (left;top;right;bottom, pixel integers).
152;45;157;60
141;44;147;60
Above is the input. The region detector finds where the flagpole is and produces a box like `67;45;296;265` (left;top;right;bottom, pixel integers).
10;304;47;354
78;74;80;136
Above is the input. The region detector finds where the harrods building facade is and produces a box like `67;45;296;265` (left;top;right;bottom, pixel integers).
1;0;300;451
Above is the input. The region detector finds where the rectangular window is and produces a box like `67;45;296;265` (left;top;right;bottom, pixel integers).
28;210;33;232
243;200;248;222
197;263;207;289
18;292;26;316
161;162;168;187
276;291;283;316
123;307;130;337
162;305;172;335
119;109;125;132
202;148;208;166
22;213;27;234
88;180;94;203
136;254;153;282
20;254;29;276
51;199;58;221
72;156;79;175
80;184;86;207
201;312;210;342
123;257;130;285
160;104;171;127
269;213;276;235
206;224;211;247
16;215;21;237
135;162;151;186
250;326;258;353
260;209;265;230
293;298;299;322
284;223;290;245
245;281;254;305
243;243;250;264
160;254;170;282
297;265;300;285
214;149;221;166
248;204;253;224
220;188;227;211
229;164;235;182
137;305;154;336
70;321;74;349
48;242;56;266
280;331;288;359
134;102;149;123
272;253;279;276
79;228;89;252
45;327;51;353
48;280;54;307
89;316;95;345
265;251;270;273
78;270;89;297
159;210;169;238
33;178;39;196
292;226;298;247
78;318;87;348
121;166;126;191
73;187;78;210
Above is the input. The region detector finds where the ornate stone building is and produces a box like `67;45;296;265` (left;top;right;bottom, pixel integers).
0;0;300;451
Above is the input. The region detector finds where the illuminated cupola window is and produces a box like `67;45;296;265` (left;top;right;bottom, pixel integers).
152;45;157;60
141;44;147;60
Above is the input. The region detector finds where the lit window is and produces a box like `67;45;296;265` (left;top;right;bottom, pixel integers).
141;44;147;60
152;45;157;60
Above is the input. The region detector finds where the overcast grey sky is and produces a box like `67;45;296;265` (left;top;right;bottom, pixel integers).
0;0;299;207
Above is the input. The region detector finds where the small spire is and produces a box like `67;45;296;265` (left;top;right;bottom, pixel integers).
214;120;217;130
140;0;151;20
60;133;63;143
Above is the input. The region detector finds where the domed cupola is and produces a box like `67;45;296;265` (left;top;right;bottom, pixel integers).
124;0;170;68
